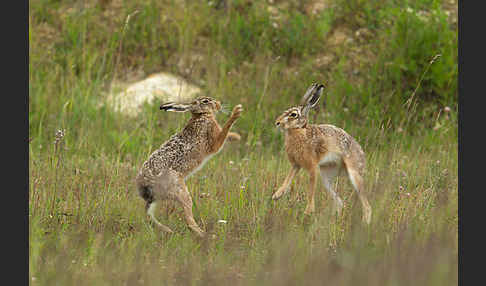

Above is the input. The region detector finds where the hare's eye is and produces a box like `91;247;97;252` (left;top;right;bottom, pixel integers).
289;113;297;118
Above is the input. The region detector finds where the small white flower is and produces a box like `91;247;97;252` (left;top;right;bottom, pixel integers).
218;220;227;224
229;161;234;165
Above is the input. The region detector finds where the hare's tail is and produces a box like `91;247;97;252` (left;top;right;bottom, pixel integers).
138;185;154;204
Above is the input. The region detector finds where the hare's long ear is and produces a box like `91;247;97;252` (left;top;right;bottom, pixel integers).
160;102;191;112
301;83;319;105
301;83;325;116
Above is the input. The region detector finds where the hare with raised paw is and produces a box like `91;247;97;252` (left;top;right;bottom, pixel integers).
273;83;371;224
136;96;243;237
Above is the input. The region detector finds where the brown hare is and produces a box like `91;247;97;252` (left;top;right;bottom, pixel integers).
136;96;243;237
272;83;371;224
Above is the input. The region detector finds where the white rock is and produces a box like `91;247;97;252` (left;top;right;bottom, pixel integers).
104;72;201;117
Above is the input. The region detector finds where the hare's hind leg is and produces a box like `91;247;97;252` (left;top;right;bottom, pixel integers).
146;201;174;233
319;165;344;216
343;158;371;224
175;180;205;237
138;184;174;233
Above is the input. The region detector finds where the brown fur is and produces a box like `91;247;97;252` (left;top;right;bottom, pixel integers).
136;96;243;236
273;84;371;224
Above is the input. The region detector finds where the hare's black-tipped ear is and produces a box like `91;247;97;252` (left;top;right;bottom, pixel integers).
301;83;319;105
301;83;325;116
160;102;190;112
309;83;325;107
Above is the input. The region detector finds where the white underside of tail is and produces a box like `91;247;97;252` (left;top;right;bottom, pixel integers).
147;202;158;218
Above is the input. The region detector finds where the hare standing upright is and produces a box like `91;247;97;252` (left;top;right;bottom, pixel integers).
136;96;243;237
272;83;371;224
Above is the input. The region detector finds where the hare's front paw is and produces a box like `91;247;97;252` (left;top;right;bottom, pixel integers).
227;132;241;141
231;104;243;120
272;187;287;200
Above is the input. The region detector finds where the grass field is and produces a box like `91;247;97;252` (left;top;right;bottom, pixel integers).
29;0;457;285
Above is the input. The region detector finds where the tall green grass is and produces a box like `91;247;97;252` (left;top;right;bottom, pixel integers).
29;0;457;285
